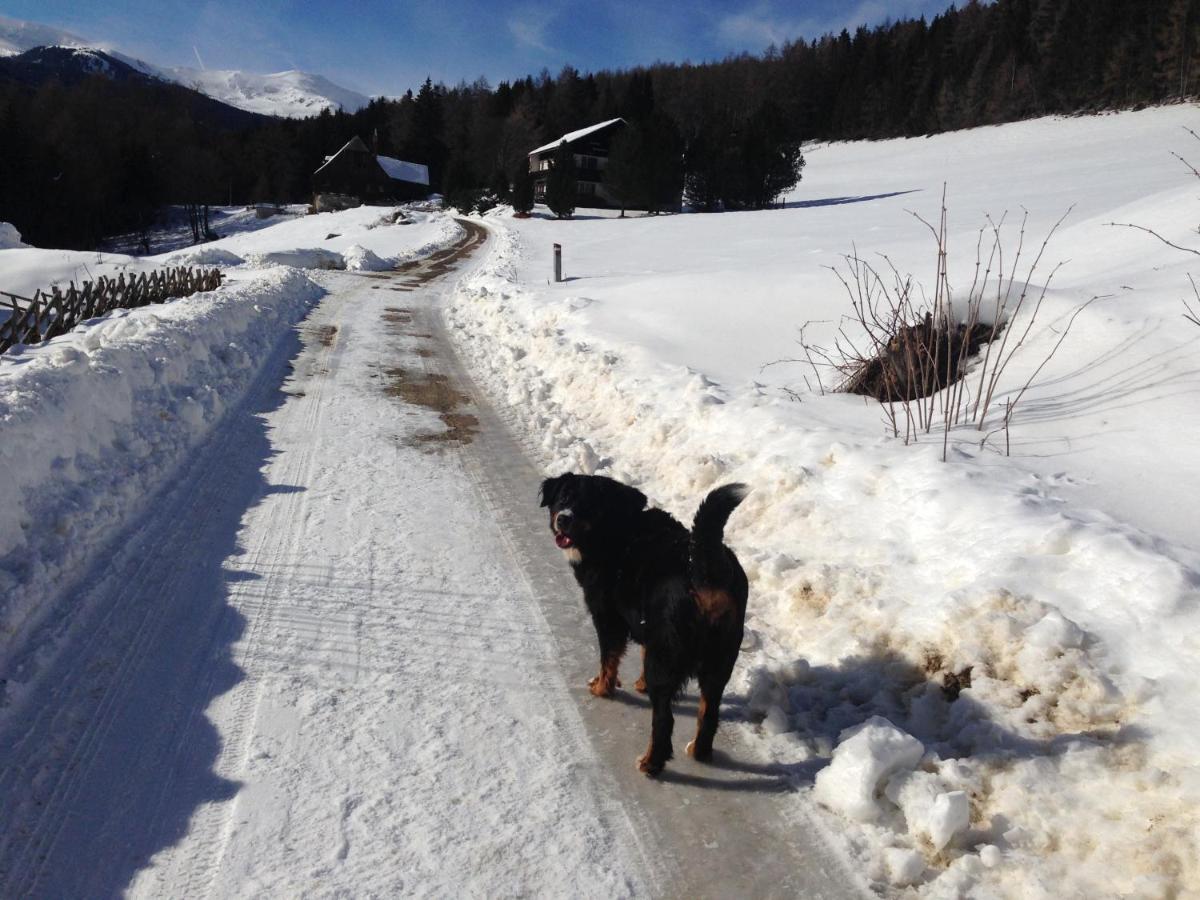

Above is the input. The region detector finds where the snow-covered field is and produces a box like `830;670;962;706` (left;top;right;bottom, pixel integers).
447;104;1200;898
0;206;460;681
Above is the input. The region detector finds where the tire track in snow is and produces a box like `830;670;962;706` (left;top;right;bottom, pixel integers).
0;323;308;897
156;308;350;898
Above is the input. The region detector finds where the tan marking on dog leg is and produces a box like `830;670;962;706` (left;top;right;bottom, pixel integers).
637;741;659;775
689;694;712;760
633;646;647;693
588;647;624;697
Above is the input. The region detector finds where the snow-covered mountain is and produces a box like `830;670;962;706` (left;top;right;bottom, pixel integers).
0;14;91;55
166;66;369;118
0;13;369;118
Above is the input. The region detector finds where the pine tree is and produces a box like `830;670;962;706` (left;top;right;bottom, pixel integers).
544;142;576;219
603;127;647;215
511;165;535;215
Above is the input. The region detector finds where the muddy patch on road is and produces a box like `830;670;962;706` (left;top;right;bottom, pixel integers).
375;219;487;450
383;366;478;447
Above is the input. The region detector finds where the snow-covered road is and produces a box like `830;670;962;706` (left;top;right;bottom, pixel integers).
1;222;862;897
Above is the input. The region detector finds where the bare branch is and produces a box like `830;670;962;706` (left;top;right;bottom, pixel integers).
1106;221;1200;258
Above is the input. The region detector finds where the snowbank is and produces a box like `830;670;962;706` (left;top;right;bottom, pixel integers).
446;146;1200;898
0;267;324;679
244;247;346;270
0;222;28;249
156;206;463;274
166;246;245;267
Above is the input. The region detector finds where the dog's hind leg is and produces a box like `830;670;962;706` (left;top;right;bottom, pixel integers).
587;611;627;698
637;649;680;775
687;662;735;762
637;688;675;776
633;646;647;694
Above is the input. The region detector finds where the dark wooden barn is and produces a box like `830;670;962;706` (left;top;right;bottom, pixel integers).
312;137;430;209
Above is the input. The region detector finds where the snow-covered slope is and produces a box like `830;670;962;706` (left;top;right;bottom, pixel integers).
0;14;89;55
166;66;368;118
0;14;367;118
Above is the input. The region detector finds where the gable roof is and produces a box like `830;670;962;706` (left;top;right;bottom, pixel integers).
313;136;429;186
313;136;369;176
376;154;429;186
529;117;625;156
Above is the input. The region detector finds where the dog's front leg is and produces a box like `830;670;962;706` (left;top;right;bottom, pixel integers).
588;611;627;698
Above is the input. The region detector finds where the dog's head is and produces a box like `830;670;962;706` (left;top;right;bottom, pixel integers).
539;473;647;558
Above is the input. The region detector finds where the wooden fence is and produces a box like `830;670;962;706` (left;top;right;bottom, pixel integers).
0;266;223;355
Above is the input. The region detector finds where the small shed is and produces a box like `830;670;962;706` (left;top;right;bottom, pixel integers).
313;137;430;209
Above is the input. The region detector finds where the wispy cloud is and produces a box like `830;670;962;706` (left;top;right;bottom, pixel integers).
507;1;570;57
508;18;554;54
716;0;944;51
716;2;808;49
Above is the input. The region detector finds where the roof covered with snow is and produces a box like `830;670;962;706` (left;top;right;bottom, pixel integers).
312;138;429;186
376;155;430;186
313;137;368;176
529;118;625;156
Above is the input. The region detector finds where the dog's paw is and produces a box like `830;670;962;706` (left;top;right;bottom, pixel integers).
685;739;713;762
636;751;664;777
587;675;617;698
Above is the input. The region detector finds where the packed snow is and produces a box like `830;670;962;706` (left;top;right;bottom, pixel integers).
0;205;461;679
447;103;1200;898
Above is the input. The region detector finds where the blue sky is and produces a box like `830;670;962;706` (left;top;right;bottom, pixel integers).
3;1;956;97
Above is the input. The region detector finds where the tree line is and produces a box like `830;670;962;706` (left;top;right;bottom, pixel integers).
1;0;1196;248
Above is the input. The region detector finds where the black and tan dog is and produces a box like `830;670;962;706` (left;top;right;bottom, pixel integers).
539;473;749;776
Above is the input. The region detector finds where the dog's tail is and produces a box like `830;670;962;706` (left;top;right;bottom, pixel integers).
688;483;749;590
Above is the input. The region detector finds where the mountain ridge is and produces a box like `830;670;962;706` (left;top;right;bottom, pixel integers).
0;13;369;118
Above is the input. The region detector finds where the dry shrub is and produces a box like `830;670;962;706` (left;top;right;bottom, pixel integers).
779;189;1095;460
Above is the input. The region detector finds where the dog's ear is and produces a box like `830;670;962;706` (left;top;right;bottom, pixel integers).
539;474;566;508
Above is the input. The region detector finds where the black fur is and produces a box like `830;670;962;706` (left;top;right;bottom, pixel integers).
540;473;750;776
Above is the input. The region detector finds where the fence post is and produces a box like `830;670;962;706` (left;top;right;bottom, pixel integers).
553;243;562;283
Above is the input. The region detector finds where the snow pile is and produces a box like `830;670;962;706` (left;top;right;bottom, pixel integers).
812;717;924;824
245;247;346;270
0;267;324;678
342;244;391;271
166;246;244;267
446;105;1200;898
0;222;28;249
175;205;462;274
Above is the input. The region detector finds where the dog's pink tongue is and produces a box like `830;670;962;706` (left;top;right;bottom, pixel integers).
555;533;573;549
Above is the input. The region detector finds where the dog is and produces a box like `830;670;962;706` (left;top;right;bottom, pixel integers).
539;473;749;776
